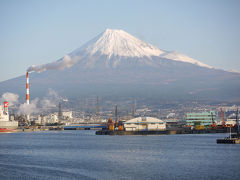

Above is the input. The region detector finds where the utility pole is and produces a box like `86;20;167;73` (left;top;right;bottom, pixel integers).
58;102;63;122
131;103;135;117
115;105;118;122
96;96;99;116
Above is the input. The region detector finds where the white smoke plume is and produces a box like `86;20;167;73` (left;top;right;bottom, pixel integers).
40;89;62;108
27;55;80;73
0;92;19;106
17;89;62;115
18;98;39;115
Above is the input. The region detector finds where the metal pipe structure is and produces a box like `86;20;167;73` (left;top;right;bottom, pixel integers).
26;72;30;120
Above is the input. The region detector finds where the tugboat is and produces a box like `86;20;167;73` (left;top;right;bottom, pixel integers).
217;108;240;144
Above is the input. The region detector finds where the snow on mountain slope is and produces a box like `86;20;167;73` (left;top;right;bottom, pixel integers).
72;29;165;58
160;51;212;68
28;29;212;72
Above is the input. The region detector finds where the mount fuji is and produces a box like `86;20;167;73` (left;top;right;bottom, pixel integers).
1;29;240;102
28;29;212;72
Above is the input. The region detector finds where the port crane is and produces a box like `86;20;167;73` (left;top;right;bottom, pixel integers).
220;108;226;127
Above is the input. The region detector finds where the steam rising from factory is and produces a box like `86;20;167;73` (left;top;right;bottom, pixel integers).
17;89;62;115
18;98;39;115
27;55;80;73
0;92;19;106
40;89;62;108
1;88;62;117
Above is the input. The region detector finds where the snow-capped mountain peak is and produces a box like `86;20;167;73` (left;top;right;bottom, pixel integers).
28;29;212;73
72;29;211;68
74;29;165;58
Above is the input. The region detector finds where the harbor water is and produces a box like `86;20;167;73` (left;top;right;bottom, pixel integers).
0;131;239;180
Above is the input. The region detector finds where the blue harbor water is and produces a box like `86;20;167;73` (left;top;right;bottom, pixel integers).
0;131;239;180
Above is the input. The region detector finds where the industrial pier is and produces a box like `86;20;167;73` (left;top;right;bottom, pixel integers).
96;127;231;135
95;108;240;139
217;135;240;144
95;116;233;135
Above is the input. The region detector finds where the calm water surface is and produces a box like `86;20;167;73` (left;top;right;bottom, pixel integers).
0;131;239;180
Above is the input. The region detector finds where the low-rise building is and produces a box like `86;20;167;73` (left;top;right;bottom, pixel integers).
186;111;216;126
124;117;166;131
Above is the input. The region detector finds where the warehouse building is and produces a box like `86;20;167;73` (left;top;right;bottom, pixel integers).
124;117;166;131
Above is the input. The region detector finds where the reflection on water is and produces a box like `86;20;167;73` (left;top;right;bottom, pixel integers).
0;131;239;180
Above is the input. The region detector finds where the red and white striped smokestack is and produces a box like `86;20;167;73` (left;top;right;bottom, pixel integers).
26;72;29;105
26;72;30;120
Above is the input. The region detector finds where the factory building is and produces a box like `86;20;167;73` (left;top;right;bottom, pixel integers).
62;111;72;119
124;117;166;131
186;111;216;126
49;114;58;123
35;115;42;124
35;111;73;125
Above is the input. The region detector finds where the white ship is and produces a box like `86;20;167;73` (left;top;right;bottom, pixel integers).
0;101;18;132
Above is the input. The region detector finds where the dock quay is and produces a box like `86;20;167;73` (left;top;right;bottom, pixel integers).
217;138;240;144
217;132;240;144
63;124;106;130
96;128;231;135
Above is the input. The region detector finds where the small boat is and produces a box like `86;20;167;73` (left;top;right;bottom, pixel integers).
217;108;240;144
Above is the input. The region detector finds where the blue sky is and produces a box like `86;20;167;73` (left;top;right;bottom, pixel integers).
0;0;239;82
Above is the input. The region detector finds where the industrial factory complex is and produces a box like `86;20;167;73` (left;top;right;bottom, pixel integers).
0;71;239;135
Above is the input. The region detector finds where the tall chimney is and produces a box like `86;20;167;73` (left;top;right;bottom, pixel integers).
26;72;30;120
26;72;30;105
115;105;118;122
